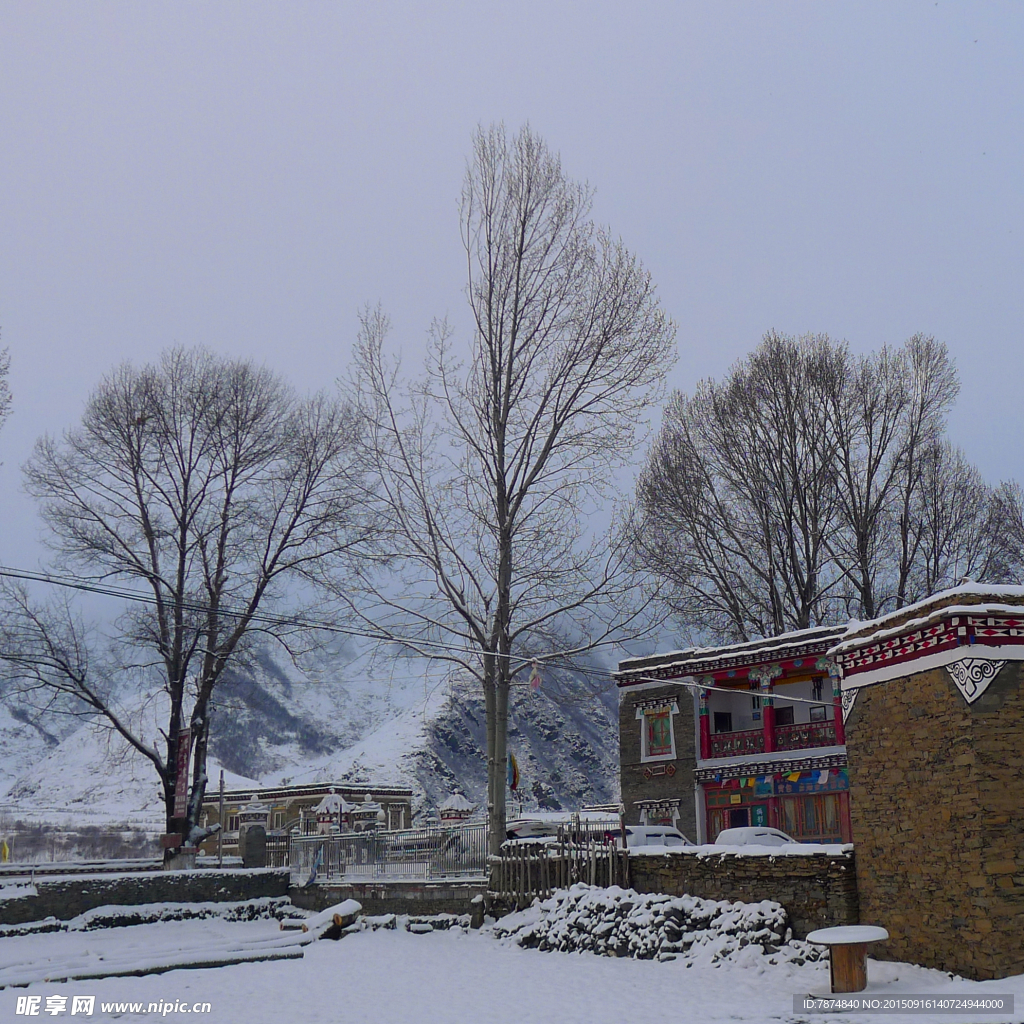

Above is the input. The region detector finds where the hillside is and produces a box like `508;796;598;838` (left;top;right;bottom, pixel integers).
0;641;620;830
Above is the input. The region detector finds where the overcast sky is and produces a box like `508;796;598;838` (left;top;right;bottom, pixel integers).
1;2;1022;569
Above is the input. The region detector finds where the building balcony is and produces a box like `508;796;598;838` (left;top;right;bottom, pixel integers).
706;718;839;760
708;728;765;758
773;719;837;751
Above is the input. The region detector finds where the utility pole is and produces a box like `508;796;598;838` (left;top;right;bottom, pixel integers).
217;769;224;868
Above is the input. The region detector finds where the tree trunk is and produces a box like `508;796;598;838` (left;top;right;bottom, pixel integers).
490;678;510;856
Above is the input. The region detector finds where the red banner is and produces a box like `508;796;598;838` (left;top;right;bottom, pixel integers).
172;727;192;819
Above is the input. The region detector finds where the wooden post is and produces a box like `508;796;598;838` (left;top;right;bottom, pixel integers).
698;689;711;760
832;670;846;746
830;944;868;993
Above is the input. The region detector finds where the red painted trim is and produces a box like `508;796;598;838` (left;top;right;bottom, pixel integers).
762;702;776;753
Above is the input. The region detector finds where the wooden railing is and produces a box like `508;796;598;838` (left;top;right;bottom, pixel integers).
708;728;765;758
773;719;837;751
707;719;837;759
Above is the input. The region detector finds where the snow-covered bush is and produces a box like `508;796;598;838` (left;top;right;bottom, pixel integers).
492;884;824;966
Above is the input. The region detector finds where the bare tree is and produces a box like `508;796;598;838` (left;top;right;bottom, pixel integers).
887;334;962;607
904;441;1004;599
0;346;10;435
1;349;371;857
637;331;1011;642
637;333;843;641
347;125;676;853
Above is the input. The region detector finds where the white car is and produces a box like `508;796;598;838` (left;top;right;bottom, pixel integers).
713;826;797;847
621;825;694;849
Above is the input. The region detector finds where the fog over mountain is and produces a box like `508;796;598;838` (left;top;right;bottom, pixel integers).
0;641;619;828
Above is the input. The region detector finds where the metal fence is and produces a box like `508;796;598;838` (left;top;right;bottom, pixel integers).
290;823;488;883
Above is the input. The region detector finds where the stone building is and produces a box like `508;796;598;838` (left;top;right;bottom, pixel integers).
617;626;851;844
835;584;1024;980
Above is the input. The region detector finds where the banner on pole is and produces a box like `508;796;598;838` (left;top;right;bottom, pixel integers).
173;727;193;819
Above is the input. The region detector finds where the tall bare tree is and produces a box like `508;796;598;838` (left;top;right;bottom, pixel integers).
636;333;844;641
904;441;1004;599
0;346;10;435
347;125;676;853
637;331;1014;642
1;349;371;857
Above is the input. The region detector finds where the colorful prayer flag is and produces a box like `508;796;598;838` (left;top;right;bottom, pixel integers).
507;752;520;791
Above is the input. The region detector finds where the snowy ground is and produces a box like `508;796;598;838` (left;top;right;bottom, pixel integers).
2;917;1023;1024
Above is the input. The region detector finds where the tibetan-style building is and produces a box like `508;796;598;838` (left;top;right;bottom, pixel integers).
617;625;850;844
200;781;413;856
619;584;1024;980
835;585;1024;980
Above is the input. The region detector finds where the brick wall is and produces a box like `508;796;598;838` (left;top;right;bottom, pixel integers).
846;660;1024;980
0;868;290;927
619;683;697;839
627;849;858;938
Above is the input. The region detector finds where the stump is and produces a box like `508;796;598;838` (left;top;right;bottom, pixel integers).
806;925;889;994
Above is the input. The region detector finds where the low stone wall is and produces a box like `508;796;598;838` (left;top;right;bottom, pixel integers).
0;867;290;926
290;880;485;918
626;848;859;939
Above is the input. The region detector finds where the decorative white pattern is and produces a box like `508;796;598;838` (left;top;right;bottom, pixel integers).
946;658;1006;704
841;688;858;723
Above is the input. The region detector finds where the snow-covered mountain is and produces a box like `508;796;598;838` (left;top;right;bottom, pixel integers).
0;641;620;829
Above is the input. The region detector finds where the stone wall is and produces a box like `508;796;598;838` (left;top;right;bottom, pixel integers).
618;683;697;839
846;660;1024;980
627;849;858;939
0;868;290;926
291;880;485;917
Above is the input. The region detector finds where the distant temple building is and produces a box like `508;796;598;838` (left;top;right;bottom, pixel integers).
438;793;477;823
200;781;413;855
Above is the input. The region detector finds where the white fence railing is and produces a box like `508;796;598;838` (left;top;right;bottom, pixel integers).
290;823;488;883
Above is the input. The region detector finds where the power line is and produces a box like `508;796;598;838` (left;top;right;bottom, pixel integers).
0;563;838;707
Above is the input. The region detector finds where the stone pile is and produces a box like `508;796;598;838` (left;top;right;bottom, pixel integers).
493;883;825;965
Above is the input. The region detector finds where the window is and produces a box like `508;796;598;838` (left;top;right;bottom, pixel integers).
750;681;761;712
647;710;672;756
713;711;733;734
812;677;824;701
227;814;239;833
636;701;678;762
274;811;285;829
810;705;828;723
775;706;794;726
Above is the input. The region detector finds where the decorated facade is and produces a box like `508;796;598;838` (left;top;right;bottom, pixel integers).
200;781;414;856
836;585;1024;980
617;626;852;844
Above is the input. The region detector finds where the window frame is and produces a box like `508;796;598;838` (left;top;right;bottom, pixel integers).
635;701;679;763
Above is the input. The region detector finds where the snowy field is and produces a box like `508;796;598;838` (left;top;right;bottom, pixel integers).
2;917;1023;1024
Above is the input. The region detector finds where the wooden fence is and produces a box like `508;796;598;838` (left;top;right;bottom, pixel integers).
490;838;630;908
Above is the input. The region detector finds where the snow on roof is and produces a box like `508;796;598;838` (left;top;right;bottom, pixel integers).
617;624;846;681
312;792;356;815
831;583;1024;655
440;793;475;812
620;584;1024;683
